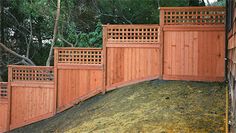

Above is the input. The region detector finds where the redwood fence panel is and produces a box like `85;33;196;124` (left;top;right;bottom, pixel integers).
54;48;104;112
103;25;162;91
8;65;55;130
0;82;8;133
160;7;225;81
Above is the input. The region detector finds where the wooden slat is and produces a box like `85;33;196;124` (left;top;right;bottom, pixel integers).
163;27;225;81
0;82;8;133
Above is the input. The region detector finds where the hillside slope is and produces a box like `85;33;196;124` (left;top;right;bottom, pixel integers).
11;80;225;133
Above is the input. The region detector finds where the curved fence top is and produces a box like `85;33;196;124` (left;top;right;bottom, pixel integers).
9;65;54;82
103;24;160;44
160;6;225;25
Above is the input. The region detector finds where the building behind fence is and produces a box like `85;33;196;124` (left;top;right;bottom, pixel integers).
0;6;226;133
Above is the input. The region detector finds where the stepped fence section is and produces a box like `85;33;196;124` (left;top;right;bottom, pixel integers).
8;65;55;130
54;48;104;112
0;6;226;133
160;6;225;81
103;25;162;91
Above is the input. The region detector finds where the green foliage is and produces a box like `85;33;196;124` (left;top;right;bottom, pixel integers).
1;0;212;80
211;0;226;6
58;22;102;47
77;22;102;47
97;0;160;24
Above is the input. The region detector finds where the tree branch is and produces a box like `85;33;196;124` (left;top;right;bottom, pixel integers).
0;43;35;65
205;0;211;6
59;37;74;47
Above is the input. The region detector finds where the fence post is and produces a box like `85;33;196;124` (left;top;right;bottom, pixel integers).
102;25;107;93
159;8;164;27
159;8;164;79
7;65;12;131
54;48;58;113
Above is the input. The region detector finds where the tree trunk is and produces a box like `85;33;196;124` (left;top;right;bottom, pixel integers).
206;0;211;6
46;0;61;66
1;0;4;44
0;0;4;69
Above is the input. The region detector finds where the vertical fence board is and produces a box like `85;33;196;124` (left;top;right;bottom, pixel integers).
55;48;104;112
104;25;161;91
0;82;8;133
163;28;225;81
8;66;55;130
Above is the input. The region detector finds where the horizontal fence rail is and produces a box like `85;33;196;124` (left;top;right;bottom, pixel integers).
8;65;55;130
0;82;7;99
160;7;225;25
104;25;160;44
55;48;103;65
54;47;104;112
10;65;54;82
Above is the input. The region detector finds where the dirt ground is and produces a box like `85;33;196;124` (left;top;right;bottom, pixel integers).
11;80;226;133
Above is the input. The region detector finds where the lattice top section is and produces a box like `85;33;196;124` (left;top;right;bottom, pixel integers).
105;25;160;43
11;66;54;82
160;7;225;25
0;82;7;99
57;48;103;64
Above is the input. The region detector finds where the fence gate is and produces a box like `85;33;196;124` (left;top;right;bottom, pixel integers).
8;66;55;130
54;48;104;112
103;25;162;91
160;7;225;81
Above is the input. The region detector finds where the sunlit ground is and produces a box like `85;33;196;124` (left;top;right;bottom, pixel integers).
11;80;225;133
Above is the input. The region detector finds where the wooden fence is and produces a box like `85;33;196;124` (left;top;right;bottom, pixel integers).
0;82;8;133
103;25;161;91
0;6;226;133
8;65;55;130
54;48;104;112
160;7;225;81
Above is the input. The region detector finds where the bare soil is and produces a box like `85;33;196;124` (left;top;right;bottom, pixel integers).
11;80;226;133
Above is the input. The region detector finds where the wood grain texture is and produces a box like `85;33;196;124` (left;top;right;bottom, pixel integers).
9;83;54;130
56;68;103;112
7;66;55;131
0;99;8;133
54;48;104;112
163;29;225;81
106;46;161;90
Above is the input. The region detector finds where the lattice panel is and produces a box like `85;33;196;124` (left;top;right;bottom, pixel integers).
0;82;7;98
106;25;160;43
162;7;225;25
58;49;102;64
11;66;54;81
